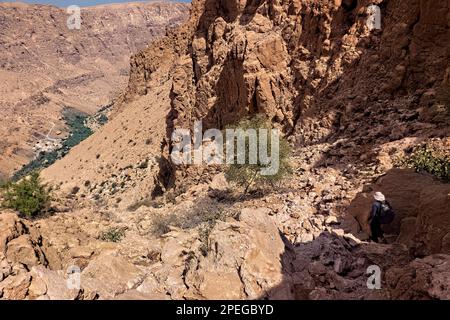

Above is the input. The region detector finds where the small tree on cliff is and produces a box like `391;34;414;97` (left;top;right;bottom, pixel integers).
224;115;293;193
0;171;51;217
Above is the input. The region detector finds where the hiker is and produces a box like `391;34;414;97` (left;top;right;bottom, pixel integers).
369;192;395;243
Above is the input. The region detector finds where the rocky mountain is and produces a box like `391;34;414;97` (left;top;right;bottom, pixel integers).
0;1;190;180
1;0;449;300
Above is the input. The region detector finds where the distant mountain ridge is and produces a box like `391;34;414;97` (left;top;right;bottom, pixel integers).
0;1;190;179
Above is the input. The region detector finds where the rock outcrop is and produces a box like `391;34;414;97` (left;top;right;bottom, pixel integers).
0;207;287;300
0;211;47;270
386;254;450;300
0;211;49;299
186;208;287;299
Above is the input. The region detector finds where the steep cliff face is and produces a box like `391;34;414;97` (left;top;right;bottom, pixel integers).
153;0;449;137
113;0;450;195
0;2;190;179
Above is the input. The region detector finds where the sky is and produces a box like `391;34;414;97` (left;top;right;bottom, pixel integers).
1;0;191;7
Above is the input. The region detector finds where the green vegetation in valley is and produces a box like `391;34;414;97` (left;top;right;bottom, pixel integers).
13;107;97;181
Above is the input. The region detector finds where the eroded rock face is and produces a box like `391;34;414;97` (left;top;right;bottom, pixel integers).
0;211;47;270
0;211;49;300
165;0;448;134
188;208;287;299
386;254;450;300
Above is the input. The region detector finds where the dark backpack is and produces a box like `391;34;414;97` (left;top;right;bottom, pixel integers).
379;201;395;224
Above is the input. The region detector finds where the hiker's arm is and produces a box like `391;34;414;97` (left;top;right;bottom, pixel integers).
369;203;378;220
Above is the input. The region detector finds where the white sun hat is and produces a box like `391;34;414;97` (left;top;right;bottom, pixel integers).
374;192;385;202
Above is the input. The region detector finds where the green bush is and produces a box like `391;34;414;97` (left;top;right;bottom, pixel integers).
398;145;450;182
0;171;51;217
99;227;126;242
224;115;293;193
196;209;230;256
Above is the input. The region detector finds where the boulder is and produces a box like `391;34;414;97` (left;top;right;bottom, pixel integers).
188;208;287;299
30;266;80;300
6;235;45;269
386;254;450;300
0;211;27;254
81;253;144;299
0;272;31;300
0;211;47;269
